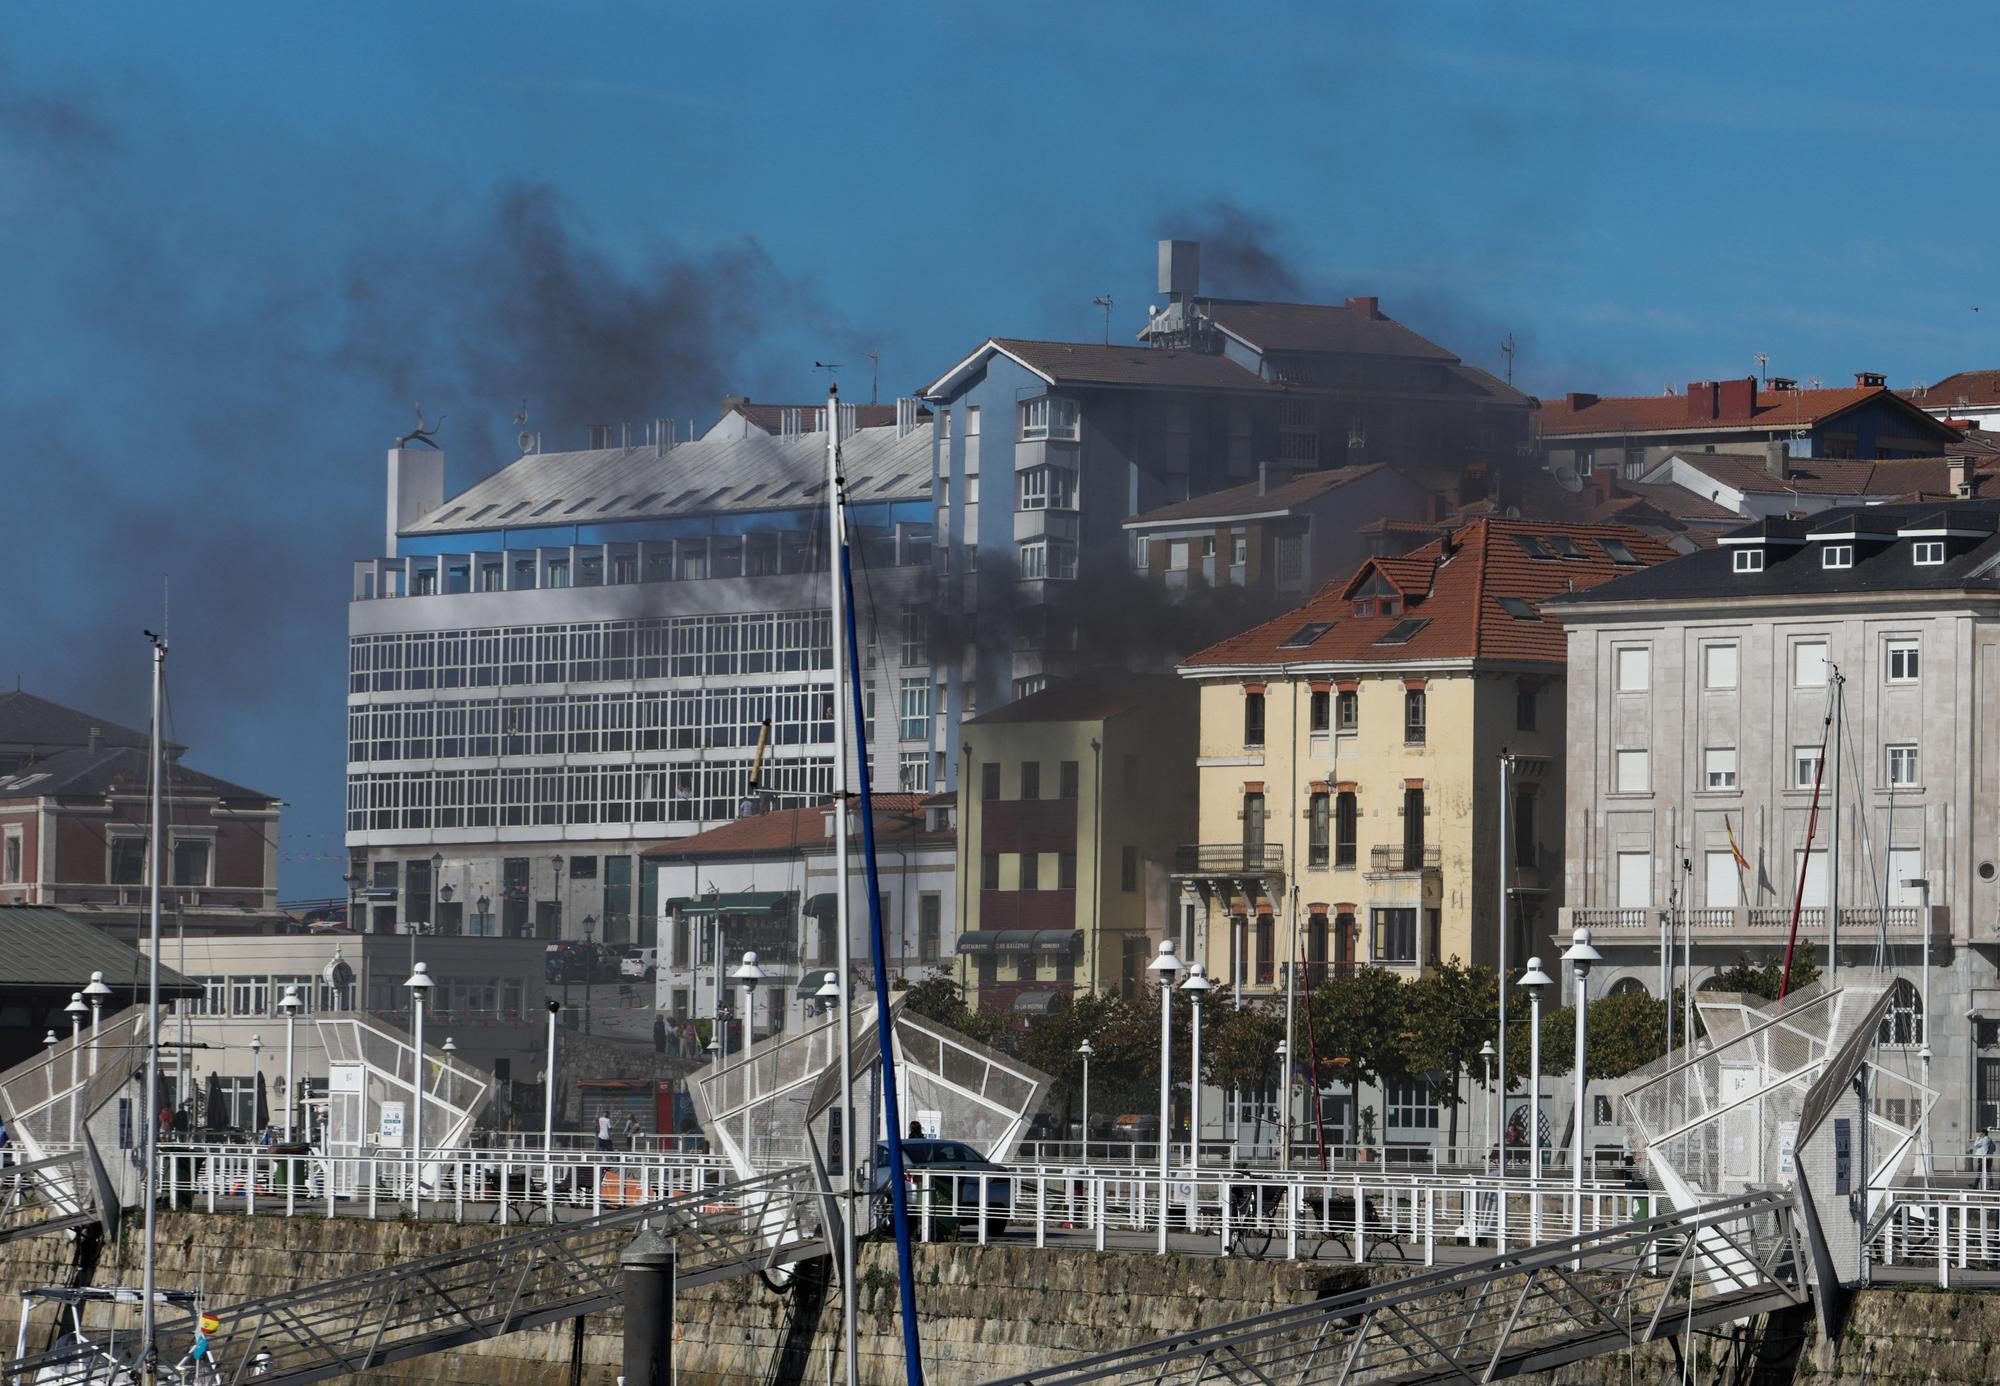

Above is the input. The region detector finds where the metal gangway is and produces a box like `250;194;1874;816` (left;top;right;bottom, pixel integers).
4;1164;829;1386
0;1150;102;1246
980;1188;1811;1386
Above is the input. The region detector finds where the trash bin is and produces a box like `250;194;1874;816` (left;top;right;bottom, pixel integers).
271;1142;311;1191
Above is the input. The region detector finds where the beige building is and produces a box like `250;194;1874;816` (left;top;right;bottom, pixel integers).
955;673;1196;1014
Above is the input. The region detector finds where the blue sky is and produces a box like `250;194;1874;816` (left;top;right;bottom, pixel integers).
4;2;1997;896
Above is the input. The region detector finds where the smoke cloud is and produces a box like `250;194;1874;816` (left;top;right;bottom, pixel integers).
1156;199;1304;301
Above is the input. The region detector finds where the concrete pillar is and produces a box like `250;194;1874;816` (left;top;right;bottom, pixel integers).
386;447;444;555
621;1226;675;1386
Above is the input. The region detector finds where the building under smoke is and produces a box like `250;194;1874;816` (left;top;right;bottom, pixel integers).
344;412;937;949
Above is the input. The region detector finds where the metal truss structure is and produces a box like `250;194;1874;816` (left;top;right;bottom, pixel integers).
0;1150;97;1245
3;1165;827;1386
979;1189;1809;1386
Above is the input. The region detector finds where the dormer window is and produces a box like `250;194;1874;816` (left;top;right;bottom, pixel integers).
1734;549;1764;573
1822;544;1853;569
1914;541;1945;566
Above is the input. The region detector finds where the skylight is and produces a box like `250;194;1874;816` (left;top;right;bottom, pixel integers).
530;499;564;517
735;483;765;503
433;507;463;524
1278;621;1334;649
466;504;498;522
1544;535;1585;559
499;501;531;519
597;495;629;512
564;497;597;514
1513;536;1556;560
1497;596;1540;621
632;492;666;511
1599;538;1642;566
1375;618;1431;646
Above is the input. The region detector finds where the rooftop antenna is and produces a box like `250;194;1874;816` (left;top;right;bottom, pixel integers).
1092;294;1114;345
394;402;443;450
1500;333;1516;386
512;399;534;455
864;350;880;405
1754;352;1769;384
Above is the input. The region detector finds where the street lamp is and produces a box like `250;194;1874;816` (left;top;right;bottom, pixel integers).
249;1034;263;1139
1180;963;1213;1171
403;962;434;1213
730;951;766;1164
83;970;111;1077
543;999;560;1208
277;987;301;1142
42;1030;57;1052
1274;1039;1290;1154
429;852;442;944
1077;1039;1094;1160
582;915;597;1036
1147;938;1183;1253
816;972;841;1018
439;883;455;937
441;1038;457;1116
64;992;86;1143
1480;1039;1497;1170
1904;876;1932;1173
1518;957;1552;1184
1561;927;1601;1204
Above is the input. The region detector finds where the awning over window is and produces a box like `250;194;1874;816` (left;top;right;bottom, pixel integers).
1012;990;1067;1015
993;930;1039;952
804;892;838;919
955;932;999;954
664;891;791;918
1031;930;1081;955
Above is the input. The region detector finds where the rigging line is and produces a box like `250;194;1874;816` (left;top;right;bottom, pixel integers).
1779;678;1838;998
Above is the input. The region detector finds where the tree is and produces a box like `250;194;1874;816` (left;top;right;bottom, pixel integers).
1535;989;1670;1081
1399;961;1500;1148
1709;952;1820;1001
896;975;1003;1047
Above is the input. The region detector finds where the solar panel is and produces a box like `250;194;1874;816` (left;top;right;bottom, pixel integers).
1375;618;1431;646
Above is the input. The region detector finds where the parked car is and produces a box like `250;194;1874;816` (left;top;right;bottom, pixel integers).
869;1139;1011;1236
1110;1113;1159;1141
619;946;658;981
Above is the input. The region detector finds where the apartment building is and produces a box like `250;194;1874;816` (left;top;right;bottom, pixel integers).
955;673;1196;1013
345;413;938;949
1550;499;2000;1148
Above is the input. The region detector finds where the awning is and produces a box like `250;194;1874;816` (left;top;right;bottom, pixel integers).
955;932;999;954
665;891;791;918
1012;990;1067;1015
796;968;837;997
1031;930;1081;955
993;930;1039;952
804;893;838;919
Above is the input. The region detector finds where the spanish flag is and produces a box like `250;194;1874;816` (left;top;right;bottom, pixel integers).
199;1314;220;1335
1725;816;1751;872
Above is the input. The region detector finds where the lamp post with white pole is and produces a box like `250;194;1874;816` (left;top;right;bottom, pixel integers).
250;1034;263;1141
1180;964;1212;1171
1480;1039;1497;1171
730;951;766;1166
277;987;300;1142
64;993;86;1144
1518;958;1552;1184
1146;938;1182;1254
1561;927;1601;1211
441;1038;457;1117
1077;1039;1094;1161
1904;876;1932;1174
403;962;434;1214
543;999;560;1208
1273;1039;1288;1157
83;972;111;1078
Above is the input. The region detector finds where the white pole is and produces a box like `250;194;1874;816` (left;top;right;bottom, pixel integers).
1082;1053;1091;1159
1573;972;1589;1201
140;633;165;1383
1829;673;1843;985
1157;970;1172;1254
1190;988;1204;1172
827;383;858;1386
67;1005;80;1143
1281;889;1296;1171
741;977;756;1163
1496;753;1511;1178
543;1002;558;1203
1920;877;1932;1176
410;987;425;1213
284;1005;296;1143
1528;987;1542;1183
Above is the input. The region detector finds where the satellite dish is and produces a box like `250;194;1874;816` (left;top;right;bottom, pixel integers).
1551;461;1584;493
518;431;535;455
1505;505;1522;519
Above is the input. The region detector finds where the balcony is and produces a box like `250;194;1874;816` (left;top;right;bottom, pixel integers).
1565;905;1948;945
1173;844;1284;878
1367;844;1441;876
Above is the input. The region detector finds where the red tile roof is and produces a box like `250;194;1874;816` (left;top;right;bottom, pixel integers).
1181;519;1678;670
1538;384;1943;439
639;795;938;859
1910;371;2000;411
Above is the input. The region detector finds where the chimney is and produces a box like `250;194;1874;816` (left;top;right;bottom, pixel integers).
385;445;445;557
87;727;101;752
1716;377;1757;419
585;424;611;450
1158;240;1200;302
1951;454;1977;499
1685;381;1721;422
721;393;750;418
1855;371;1887;389
1765;440;1790;481
1565;391;1598;411
1768;377;1798;392
1344;295;1380;319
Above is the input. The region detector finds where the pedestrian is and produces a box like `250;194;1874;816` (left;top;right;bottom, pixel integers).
653;1016;667;1056
1974;1128;1994;1189
622;1111;638;1149
595;1109;612;1153
908;1119;924;1141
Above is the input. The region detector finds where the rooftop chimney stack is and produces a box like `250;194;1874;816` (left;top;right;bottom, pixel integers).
1952;454;1977;498
1158;240;1200;303
1855;371;1888;389
1765;440;1790;482
385;443;445;557
1344;295;1380;319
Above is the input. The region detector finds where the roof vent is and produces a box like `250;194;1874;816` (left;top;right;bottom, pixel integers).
585;424;611;450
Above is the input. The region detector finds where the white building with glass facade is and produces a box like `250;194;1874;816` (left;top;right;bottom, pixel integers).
345;413;939;950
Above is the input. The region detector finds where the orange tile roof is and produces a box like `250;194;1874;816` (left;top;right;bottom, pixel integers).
640;795;938;859
1181;519;1678;670
1538;384;1926;438
1911;371;2000;411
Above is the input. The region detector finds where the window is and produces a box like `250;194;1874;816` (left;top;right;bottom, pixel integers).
1017;540;1076;580
1058;852;1077;890
1;831;18;883
1497;596;1539;621
1878;978;1925;1047
1017;396;1079;441
110;838;146;886
1402;786;1425;868
1616;852;1651;908
1059;761;1079;799
1513;788;1537;868
1821;544;1853;569
1371;908;1417;963
1336;689;1358;730
1704;644;1739;691
981;854;999;890
1385;1079;1440;1130
1403;688;1426;745
1243;792;1266;857
899;677;929;740
898;750;931;791
1279;622;1334;649
1377;618;1430;645
1704;747;1738;791
1914;541;1945;566
1334;792;1357;868
1794;745;1824;789
901;606;929;666
1308;792;1330;867
1515;681;1537;731
1793;641;1829;687
1132;536;1150;571
1020;853;1040;891
1233;536;1248;565
1020;761;1041;800
1600;538;1642;566
1615;749;1649;793
1244;691;1266;746
1705;850;1740;907
919;894;941;963
171;840;211;887
1309;689;1330;732
1887;743;1919;786
981;762;1000;800
1887;640;1919;684
1120;845;1138;892
1615;646;1651;692
1733;548;1764;573
1168;541;1189;571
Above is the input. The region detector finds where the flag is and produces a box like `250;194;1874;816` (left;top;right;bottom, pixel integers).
199;1314;220;1335
1726;816;1751;872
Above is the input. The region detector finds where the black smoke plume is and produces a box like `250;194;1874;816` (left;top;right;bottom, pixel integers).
1156;199;1304;301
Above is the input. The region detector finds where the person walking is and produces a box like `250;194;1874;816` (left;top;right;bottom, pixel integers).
653;1015;667;1056
1974;1128;1994;1190
595;1109;613;1153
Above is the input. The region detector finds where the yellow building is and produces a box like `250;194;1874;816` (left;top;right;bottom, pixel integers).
1174;519;1676;1009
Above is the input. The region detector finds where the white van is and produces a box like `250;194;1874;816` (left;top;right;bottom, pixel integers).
619;946;658;980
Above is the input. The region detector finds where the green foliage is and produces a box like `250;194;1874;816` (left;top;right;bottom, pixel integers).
1709;951;1820;1000
1534;989;1671;1081
898;976;1003;1046
1203;999;1286;1093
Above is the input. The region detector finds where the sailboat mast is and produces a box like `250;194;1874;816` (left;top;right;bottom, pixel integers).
1828;670;1843;986
825;385;859;1386
141;632;167;1380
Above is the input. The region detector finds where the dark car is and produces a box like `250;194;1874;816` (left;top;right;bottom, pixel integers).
869;1139;1012;1235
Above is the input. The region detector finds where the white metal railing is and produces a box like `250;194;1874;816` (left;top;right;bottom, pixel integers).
1570;904;1937;940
